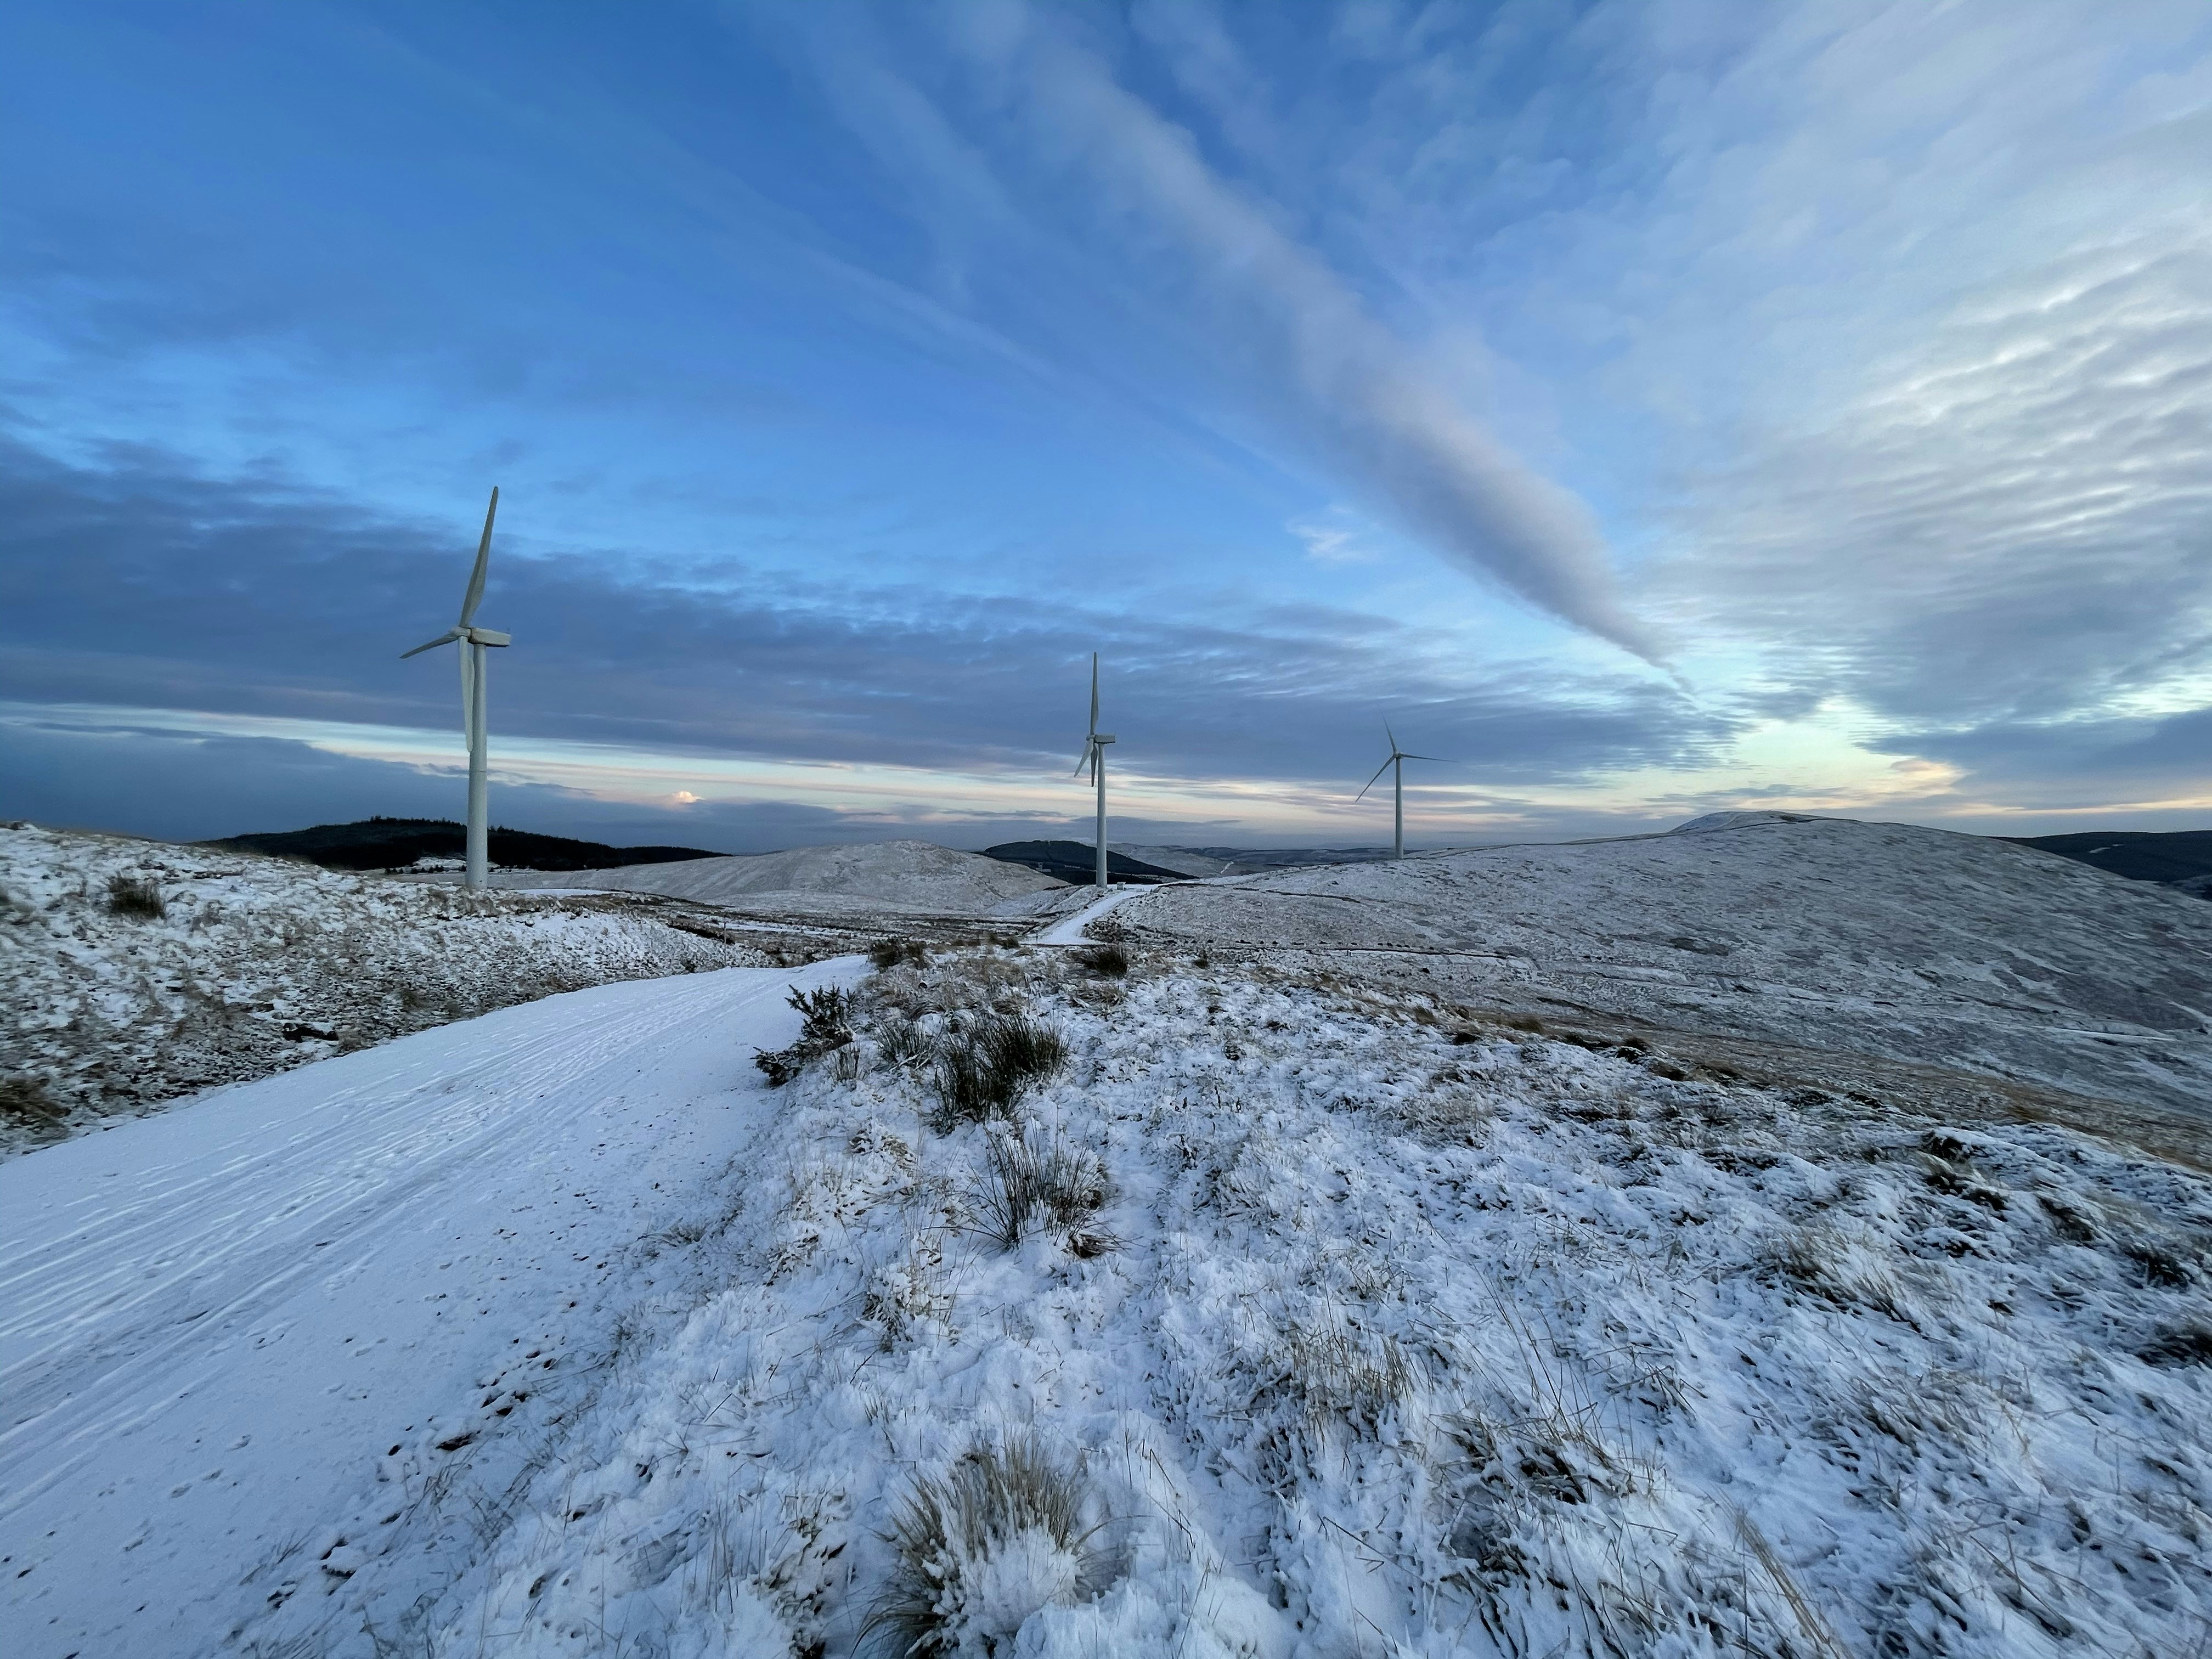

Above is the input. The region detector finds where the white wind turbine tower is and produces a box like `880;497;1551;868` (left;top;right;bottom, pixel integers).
401;488;510;891
1075;652;1116;891
1358;721;1441;861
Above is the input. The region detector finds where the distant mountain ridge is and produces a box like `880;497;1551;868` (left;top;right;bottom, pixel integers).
204;817;719;873
2007;830;2212;891
981;840;1184;884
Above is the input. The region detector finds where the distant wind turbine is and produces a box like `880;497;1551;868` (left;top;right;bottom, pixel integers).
1358;721;1441;862
401;488;510;891
1075;652;1116;891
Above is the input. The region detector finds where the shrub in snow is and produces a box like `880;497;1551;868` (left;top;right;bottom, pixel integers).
928;1014;1066;1129
792;983;855;1046
105;873;165;919
871;936;930;970
755;984;857;1085
865;1434;1109;1656
0;1073;66;1130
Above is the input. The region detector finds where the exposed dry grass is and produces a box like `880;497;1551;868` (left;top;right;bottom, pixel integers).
929;1014;1066;1129
870;936;929;971
974;1130;1114;1249
0;1074;67;1129
105;873;166;919
1071;943;1128;978
873;1014;934;1069
1763;1221;1910;1323
864;1434;1108;1657
1279;1317;1417;1432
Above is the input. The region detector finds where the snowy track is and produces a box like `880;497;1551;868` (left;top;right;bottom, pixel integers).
0;959;854;1659
1031;884;1148;944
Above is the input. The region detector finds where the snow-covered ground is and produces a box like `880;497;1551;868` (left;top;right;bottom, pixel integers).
7;814;2210;1657
1;958;851;1659
1102;813;2212;1126
0;824;765;1148
5;942;2186;1658
464;840;1068;917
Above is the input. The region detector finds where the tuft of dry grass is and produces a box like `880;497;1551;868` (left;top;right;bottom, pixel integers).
1764;1221;1910;1323
873;1014;934;1069
105;873;166;919
974;1130;1115;1249
1071;943;1128;978
1278;1317;1418;1432
929;1014;1067;1129
870;936;929;971
1401;1063;1497;1142
864;1434;1109;1657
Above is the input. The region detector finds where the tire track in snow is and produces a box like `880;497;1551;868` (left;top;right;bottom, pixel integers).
0;967;806;1526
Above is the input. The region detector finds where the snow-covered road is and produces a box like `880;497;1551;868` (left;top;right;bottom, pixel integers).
0;958;854;1659
1031;883;1148;944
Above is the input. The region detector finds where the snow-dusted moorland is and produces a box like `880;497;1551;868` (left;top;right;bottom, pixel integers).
218;941;2212;1659
473;839;1069;919
1104;813;2212;1126
0;822;766;1147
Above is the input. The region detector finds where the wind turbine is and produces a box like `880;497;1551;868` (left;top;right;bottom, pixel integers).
401;488;510;890
1075;652;1116;891
1358;721;1440;861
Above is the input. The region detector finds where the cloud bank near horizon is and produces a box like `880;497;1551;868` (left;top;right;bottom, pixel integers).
2;0;2207;844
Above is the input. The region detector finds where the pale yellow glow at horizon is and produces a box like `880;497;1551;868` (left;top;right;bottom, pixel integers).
5;698;2204;839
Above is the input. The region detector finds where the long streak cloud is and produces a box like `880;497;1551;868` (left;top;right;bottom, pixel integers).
789;3;1666;663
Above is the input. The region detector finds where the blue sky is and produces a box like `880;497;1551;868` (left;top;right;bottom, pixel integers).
4;0;2208;851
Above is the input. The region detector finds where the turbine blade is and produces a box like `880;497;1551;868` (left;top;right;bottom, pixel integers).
458;486;498;627
1355;755;1393;801
1089;652;1099;735
1401;753;1444;762
400;629;462;658
459;639;477;733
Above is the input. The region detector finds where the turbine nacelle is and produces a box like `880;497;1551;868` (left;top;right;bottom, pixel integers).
401;624;511;658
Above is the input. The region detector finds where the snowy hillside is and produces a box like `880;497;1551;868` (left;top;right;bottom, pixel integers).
65;940;2201;1659
0;822;766;1147
1102;813;2212;1126
482;838;1069;915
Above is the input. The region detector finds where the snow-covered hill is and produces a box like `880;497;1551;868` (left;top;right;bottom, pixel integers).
1102;812;2212;1125
25;940;2198;1659
0;823;765;1147
480;838;1069;915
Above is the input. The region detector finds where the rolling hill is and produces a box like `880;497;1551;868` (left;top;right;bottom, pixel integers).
2008;827;2212;888
487;838;1070;914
